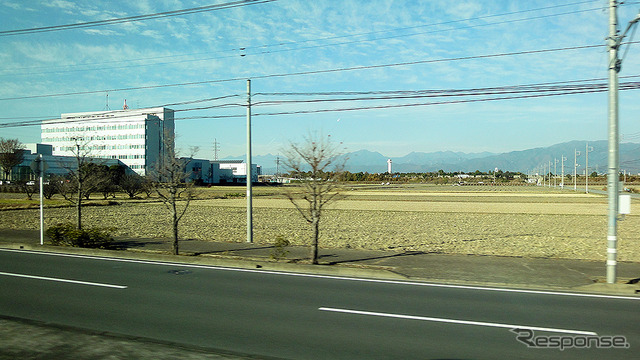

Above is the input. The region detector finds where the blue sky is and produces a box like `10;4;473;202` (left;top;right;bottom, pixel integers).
1;0;640;159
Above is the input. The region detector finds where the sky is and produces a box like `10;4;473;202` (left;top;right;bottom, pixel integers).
1;0;640;160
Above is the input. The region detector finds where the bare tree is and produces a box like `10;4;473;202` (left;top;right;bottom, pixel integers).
0;138;25;181
57;138;105;230
120;172;145;198
283;133;347;264
148;134;198;255
18;181;37;200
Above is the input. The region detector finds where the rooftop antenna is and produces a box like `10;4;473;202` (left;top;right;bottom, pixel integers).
123;99;129;110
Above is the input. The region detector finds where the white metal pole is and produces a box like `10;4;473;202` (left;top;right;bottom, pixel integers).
246;79;253;243
554;158;558;188
561;156;566;188
585;142;589;194
574;149;580;191
39;154;44;246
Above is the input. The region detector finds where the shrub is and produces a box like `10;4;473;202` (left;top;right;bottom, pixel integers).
270;235;290;261
45;223;115;249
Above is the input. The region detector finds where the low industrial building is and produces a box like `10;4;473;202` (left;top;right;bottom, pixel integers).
6;143;127;182
182;158;260;184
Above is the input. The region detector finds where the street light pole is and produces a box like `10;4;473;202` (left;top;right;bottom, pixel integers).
606;0;640;283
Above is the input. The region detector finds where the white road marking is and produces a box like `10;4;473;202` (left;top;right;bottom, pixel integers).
1;248;638;300
0;271;127;289
318;307;598;336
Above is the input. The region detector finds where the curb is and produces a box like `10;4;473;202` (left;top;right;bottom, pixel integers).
2;242;640;297
0;243;408;281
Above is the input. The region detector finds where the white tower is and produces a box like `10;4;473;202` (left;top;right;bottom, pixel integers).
387;159;392;174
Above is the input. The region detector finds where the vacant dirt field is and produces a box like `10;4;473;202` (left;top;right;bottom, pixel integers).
1;185;639;262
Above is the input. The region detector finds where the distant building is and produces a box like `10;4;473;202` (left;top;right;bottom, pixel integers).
7;144;127;182
38;105;262;184
41;107;174;176
181;159;261;184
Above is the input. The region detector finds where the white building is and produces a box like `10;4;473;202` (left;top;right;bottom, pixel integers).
41;107;174;176
180;159;260;184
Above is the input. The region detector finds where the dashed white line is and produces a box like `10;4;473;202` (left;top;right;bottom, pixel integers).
0;271;127;289
318;307;598;336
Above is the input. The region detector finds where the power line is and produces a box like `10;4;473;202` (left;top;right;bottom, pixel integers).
255;75;640;96
0;0;598;75
252;81;640;104
0;0;277;37
0;96;244;128
0;43;616;102
3;78;639;129
249;86;638;117
0;1;604;77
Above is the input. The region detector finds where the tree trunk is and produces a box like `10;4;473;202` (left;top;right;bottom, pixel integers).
76;155;82;230
171;200;179;255
311;214;320;264
76;191;82;230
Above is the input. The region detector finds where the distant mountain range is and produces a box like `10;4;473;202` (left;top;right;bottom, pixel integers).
229;140;640;175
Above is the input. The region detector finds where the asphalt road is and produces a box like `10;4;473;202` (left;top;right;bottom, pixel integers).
1;248;638;359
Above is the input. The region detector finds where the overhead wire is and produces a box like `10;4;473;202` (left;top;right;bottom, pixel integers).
0;0;599;77
0;0;277;37
1;43;625;102
3;78;639;129
0;96;245;128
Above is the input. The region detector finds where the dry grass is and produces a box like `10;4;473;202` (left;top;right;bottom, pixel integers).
1;184;638;262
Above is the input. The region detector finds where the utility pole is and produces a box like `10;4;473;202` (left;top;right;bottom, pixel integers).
606;1;640;283
574;149;581;191
548;160;551;188
246;79;253;243
585;143;594;193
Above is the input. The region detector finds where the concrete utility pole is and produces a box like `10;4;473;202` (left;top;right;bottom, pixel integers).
246;79;253;243
606;1;640;283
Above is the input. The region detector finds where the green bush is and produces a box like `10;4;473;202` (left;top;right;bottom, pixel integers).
45;223;115;249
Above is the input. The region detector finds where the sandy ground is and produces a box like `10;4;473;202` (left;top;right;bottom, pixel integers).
1;187;638;262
